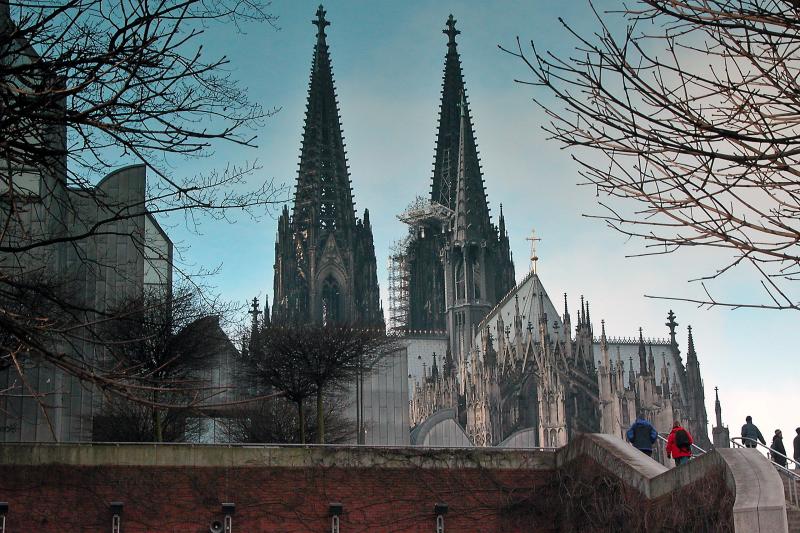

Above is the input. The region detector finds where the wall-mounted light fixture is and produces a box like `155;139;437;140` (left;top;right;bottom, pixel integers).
221;502;235;533
329;502;343;533
434;502;448;533
109;502;123;533
0;502;8;533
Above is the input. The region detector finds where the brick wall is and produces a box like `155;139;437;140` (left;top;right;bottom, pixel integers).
0;463;557;532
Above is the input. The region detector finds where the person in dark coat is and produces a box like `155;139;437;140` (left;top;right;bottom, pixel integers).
626;415;658;456
794;428;800;470
771;429;788;468
741;416;766;448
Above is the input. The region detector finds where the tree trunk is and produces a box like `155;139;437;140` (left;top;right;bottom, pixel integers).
316;388;325;444
153;390;163;443
297;400;306;444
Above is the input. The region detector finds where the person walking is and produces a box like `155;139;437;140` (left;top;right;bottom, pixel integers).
665;421;694;467
741;416;766;448
771;429;788;468
794;428;800;470
626;414;658;457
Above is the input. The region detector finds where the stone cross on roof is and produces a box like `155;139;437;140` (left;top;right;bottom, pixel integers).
526;228;541;273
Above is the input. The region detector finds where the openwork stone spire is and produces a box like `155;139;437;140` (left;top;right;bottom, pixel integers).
293;4;355;240
430;14;490;240
272;6;383;327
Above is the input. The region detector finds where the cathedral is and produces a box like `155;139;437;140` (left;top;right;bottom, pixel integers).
271;7;711;453
395;15;710;453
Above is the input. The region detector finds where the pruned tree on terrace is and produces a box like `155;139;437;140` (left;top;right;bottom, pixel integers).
242;324;396;444
0;0;284;423
506;0;800;310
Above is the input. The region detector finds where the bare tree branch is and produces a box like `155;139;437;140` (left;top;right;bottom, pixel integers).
507;0;800;310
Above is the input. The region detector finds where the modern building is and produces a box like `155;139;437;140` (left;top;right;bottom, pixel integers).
0;5;173;441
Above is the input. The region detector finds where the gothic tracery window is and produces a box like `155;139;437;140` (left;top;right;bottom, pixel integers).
321;274;341;325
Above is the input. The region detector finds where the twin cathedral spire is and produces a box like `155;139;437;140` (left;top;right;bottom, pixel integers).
272;5;382;326
272;7;513;330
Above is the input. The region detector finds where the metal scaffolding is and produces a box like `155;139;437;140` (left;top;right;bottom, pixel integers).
387;238;411;332
388;197;453;332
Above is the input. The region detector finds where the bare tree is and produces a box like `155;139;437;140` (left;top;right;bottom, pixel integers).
0;0;284;425
242;324;395;444
95;285;232;441
90;395;200;443
507;0;800;310
222;394;356;444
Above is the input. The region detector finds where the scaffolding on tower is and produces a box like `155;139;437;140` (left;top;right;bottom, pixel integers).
388;197;453;333
387;238;411;332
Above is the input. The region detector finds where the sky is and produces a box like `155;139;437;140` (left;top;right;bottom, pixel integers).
153;1;797;447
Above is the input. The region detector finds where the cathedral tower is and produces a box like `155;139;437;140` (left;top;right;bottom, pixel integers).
685;325;711;448
405;14;515;334
272;6;383;327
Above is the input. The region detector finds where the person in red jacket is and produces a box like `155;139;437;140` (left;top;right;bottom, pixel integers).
666;421;694;467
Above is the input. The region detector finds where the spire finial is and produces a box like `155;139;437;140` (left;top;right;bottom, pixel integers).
313;5;330;38
687;324;697;359
444;14;460;45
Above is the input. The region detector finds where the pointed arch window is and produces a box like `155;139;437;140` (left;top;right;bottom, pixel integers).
321;275;341;325
455;261;465;301
472;261;481;300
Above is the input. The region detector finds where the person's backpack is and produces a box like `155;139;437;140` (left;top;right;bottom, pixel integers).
675;428;690;450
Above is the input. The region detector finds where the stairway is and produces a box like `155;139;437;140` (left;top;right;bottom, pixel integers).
782;474;800;532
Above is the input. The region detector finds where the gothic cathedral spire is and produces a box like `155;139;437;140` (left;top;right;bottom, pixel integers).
272;6;383;327
431;15;491;239
406;14;514;332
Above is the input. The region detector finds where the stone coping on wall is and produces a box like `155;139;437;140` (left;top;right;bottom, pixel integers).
0;442;555;471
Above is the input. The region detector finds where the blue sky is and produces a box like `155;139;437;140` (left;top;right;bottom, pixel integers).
160;1;798;446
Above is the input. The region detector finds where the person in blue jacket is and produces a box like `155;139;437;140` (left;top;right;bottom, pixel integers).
627;414;658;456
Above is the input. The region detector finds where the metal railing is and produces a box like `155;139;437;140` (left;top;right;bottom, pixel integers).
731;437;800;507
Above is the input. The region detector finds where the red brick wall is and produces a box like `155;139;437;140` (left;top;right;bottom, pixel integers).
0;464;557;532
